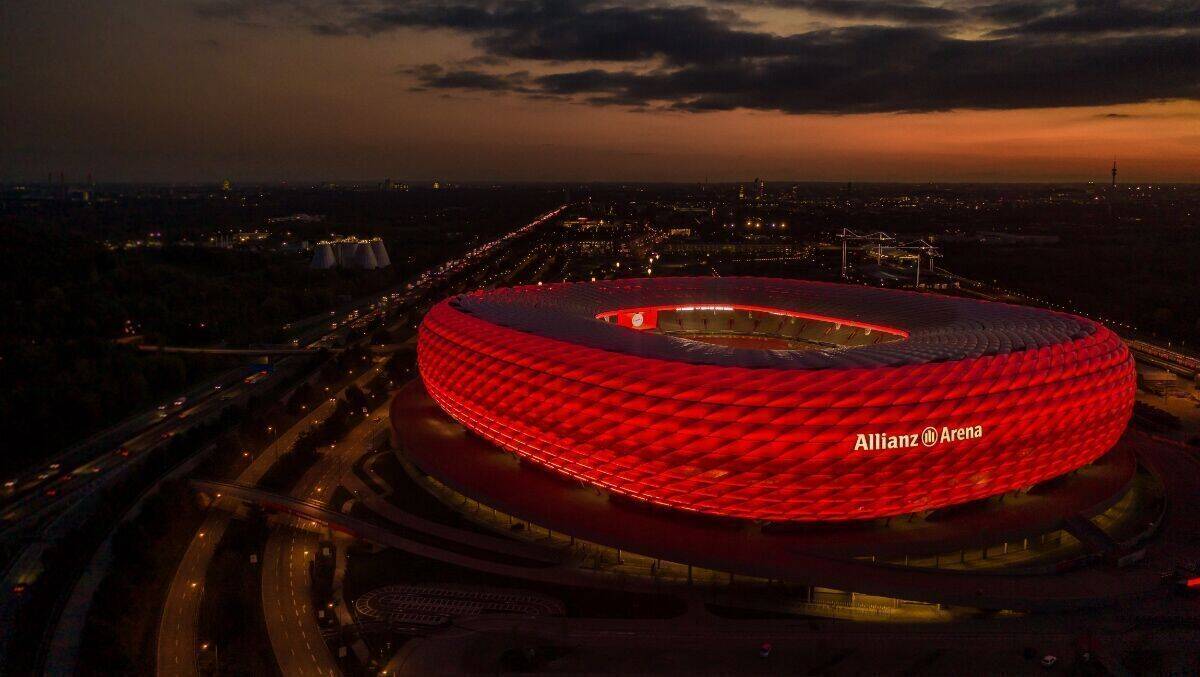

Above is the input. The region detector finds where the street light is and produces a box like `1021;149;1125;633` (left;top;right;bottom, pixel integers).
201;642;218;673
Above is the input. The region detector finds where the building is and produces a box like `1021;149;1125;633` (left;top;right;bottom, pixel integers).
411;277;1134;522
309;237;391;270
662;242;797;256
391;278;1157;610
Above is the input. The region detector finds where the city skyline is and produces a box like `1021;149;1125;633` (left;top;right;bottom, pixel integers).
3;0;1199;183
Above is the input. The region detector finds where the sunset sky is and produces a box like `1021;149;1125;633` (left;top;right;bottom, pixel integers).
3;0;1199;182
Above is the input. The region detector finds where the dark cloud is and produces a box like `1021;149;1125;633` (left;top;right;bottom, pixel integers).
454;54;511;67
741;0;963;24
409;20;1200;113
972;1;1062;25
991;0;1200;36
405;64;530;91
341;1;781;64
194;0;331;22
198;0;1200;113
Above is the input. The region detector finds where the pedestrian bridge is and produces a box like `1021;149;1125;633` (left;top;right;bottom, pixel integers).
141;345;337;356
189;479;380;540
187;479;562;567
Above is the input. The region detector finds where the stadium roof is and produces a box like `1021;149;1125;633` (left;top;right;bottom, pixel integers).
451;277;1097;370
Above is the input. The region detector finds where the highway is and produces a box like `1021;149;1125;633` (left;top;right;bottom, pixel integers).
0;262;424;538
255;207;566;676
0;368;253;535
262;398;392;677
9;250;443;670
0;363;309;672
155;205;564;675
156;371;376;677
138;345;331;356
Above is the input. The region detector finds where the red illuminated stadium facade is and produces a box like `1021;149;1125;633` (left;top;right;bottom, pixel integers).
414;278;1135;523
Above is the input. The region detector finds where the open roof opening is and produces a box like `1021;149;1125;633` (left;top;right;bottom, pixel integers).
596;305;907;352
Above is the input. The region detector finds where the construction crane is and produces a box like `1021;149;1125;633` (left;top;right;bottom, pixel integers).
890;239;942;288
836;229;894;279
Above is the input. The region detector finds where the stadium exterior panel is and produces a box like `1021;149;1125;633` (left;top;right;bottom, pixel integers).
415;278;1135;522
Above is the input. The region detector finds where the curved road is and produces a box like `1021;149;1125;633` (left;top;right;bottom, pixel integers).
261;397;392;677
156;366;381;676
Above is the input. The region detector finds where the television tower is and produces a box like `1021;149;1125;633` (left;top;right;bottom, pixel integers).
1111;159;1117;188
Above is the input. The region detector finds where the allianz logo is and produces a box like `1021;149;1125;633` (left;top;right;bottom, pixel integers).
854;425;984;452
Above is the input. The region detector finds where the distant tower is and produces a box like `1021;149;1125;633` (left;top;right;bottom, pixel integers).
1111;160;1117;188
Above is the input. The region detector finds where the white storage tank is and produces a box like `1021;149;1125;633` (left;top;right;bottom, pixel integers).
310;242;337;269
370;238;391;267
353;242;379;269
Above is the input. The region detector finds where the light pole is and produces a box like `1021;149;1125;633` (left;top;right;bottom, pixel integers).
200;642;218;674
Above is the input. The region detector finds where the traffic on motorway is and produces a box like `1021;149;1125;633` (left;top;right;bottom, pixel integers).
0;206;565;546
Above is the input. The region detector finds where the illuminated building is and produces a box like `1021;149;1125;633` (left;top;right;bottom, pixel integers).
412;277;1134;522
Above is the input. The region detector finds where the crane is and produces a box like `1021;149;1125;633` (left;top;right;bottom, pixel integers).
836;229;894;279
890;239;942;288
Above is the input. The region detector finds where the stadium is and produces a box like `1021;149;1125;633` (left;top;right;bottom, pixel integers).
410;277;1135;523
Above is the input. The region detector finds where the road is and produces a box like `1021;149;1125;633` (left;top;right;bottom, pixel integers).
255;206;566;676
28;281;411;675
0;368;238;508
261;398;392;677
138;345;331;356
156;384;359;677
155;205;563;675
0;260;421;539
387;609;1196;676
0;365;301;672
0;368;256;538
